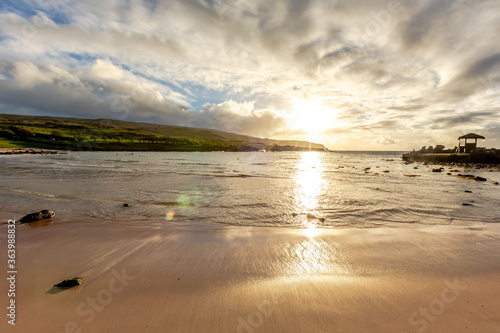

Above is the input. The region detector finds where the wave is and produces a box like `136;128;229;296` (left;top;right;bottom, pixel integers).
9;189;78;201
53;162;116;169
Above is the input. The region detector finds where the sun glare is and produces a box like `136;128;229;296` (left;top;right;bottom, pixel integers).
295;152;325;212
294;152;328;236
287;98;339;133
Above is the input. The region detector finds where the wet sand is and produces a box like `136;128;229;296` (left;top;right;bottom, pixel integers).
1;220;500;332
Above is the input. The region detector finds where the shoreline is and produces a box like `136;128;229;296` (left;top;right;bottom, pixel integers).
1;221;499;332
0;148;60;155
0;146;328;153
403;151;500;164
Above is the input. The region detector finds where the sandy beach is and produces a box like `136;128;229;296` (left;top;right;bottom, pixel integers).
1;220;499;333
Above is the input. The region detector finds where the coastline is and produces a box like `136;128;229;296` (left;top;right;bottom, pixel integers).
0;114;329;152
0;148;60;155
1;220;499;332
402;151;500;164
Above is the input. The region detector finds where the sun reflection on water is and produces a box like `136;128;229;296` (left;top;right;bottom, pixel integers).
294;152;326;228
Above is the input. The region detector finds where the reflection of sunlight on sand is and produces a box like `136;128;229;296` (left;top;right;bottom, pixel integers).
303;224;323;238
280;232;351;277
214;226;351;278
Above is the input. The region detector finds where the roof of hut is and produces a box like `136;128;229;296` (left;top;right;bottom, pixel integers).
458;133;485;139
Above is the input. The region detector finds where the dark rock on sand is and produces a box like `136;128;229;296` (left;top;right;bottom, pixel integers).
432;168;442;173
54;278;83;288
465;190;473;193
292;213;298;217
473;176;487;182
494;182;499;185
20;210;55;223
462;203;473;206
123;203;130;207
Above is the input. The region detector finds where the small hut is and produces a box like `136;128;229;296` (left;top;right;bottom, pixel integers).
458;133;485;153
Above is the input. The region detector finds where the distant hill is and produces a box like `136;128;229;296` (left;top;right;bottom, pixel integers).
0;114;328;152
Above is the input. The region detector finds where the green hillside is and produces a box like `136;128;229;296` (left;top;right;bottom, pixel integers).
0;114;327;152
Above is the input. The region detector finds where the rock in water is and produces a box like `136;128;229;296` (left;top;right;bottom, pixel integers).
20;210;55;223
306;213;326;222
54;278;83;288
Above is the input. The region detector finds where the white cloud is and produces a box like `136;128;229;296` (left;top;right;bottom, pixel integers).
0;0;499;149
375;135;396;146
91;59;124;80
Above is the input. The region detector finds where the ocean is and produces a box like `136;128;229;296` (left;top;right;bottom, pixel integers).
1;151;499;228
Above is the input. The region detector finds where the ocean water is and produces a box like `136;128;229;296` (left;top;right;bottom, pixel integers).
1;151;499;228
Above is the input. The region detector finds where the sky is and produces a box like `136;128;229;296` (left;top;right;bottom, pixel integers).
0;0;500;150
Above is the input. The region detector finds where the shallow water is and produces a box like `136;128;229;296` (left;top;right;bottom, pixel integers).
1;151;499;228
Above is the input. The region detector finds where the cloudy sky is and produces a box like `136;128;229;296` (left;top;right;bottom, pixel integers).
1;0;500;150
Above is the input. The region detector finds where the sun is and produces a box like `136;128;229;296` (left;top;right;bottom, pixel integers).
287;98;339;133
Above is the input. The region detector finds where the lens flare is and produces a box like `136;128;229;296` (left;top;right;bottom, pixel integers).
166;210;175;220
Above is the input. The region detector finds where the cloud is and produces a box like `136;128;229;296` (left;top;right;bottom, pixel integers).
192;100;287;136
0;0;499;149
375;135;396;146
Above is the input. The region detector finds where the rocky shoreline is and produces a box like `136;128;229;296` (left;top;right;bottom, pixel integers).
0;148;59;155
402;151;500;164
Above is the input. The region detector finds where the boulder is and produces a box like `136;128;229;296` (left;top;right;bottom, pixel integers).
20;210;55;223
54;278;83;288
